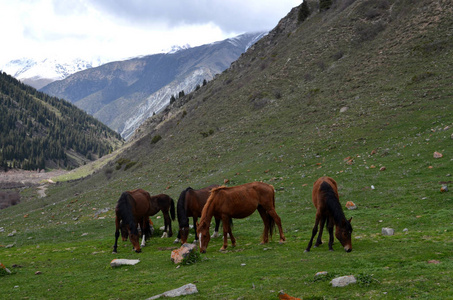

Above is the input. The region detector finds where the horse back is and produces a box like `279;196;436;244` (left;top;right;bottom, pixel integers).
212;182;275;218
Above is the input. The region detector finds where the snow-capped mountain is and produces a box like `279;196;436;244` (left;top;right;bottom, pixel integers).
0;57;106;89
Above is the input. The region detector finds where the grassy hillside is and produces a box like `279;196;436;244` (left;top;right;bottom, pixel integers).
1;0;452;299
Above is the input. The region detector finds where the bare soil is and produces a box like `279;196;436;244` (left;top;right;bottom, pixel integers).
0;169;68;209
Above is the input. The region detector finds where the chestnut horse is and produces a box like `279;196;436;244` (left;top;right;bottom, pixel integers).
305;177;353;252
175;185;224;244
197;182;286;253
113;189;175;253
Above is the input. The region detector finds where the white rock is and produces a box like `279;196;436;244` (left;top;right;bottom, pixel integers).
382;228;394;236
110;259;140;267
146;283;198;299
330;275;357;287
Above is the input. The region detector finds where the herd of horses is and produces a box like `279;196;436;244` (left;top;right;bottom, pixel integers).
113;176;353;254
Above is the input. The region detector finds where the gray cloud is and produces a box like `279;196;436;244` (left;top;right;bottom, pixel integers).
89;0;299;33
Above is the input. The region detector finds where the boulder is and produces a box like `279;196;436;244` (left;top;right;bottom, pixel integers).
330;275;357;287
171;243;197;264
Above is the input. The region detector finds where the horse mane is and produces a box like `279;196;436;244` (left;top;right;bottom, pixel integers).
199;188;220;229
177;187;192;227
320;181;351;229
116;191;138;235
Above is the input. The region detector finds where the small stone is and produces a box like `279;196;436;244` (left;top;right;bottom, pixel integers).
428;260;440;264
330;275;357;287
440;185;448;192
382;228;394;236
433;151;443;158
35;271;42;275
345;201;357;210
403;228;408;232
380;166;386;171
340;107;349;113
315;271;328;276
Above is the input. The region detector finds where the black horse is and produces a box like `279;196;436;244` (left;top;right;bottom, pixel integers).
175;185;225;244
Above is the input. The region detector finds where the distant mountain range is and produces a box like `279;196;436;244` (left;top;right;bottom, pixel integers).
0;57;106;90
39;32;267;139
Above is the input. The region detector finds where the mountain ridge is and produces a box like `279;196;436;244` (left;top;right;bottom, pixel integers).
40;32;267;139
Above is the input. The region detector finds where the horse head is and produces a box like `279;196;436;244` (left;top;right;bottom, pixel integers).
336;217;353;252
197;220;211;253
120;222;129;241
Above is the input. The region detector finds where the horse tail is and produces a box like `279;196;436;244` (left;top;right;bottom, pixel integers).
177;188;191;226
170;197;176;221
116;191;138;236
268;190;276;238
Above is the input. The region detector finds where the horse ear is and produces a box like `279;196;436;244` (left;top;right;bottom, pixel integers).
348;217;352;223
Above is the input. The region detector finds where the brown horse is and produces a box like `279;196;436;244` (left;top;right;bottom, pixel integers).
176;185;224;244
305;177;353;253
197;182;286;253
113;189;175;253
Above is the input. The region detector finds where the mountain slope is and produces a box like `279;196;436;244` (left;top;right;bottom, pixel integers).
40;32;267;139
0;72;123;170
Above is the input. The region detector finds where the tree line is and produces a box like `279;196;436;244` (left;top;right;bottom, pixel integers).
0;72;123;171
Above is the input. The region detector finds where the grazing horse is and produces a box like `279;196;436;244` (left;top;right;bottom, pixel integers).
175;185;225;244
113;189;175;253
305;177;353;253
197;182;286;253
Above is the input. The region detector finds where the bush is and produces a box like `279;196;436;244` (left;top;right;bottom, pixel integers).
151;135;162;144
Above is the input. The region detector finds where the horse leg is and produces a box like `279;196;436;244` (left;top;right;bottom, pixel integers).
257;206;270;244
305;217;320;252
113;229;119;253
163;211;173;237
211;217;221;238
140;220;146;248
267;209;286;243
327;218;335;251
315;217;326;247
220;217;233;251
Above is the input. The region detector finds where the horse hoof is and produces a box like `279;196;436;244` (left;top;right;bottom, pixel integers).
112;251;117;254
304;249;309;253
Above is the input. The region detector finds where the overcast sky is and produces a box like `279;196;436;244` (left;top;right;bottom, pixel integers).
0;0;301;65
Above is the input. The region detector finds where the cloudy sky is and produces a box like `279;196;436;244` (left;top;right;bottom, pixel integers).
0;0;301;65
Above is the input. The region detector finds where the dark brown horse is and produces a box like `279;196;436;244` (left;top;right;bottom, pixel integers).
305;177;353;253
197;182;286;253
113;189;175;253
175;185;224;244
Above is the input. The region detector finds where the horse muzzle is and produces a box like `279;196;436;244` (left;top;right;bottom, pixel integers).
344;247;352;253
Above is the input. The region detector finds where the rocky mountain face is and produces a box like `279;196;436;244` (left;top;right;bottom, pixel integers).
40;32;266;139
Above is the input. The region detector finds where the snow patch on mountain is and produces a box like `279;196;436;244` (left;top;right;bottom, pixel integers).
0;57;107;89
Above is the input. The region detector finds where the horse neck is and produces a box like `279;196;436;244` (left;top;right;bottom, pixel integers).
199;195;215;229
326;195;347;226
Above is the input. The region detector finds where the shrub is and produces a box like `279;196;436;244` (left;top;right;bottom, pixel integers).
151;135;162;144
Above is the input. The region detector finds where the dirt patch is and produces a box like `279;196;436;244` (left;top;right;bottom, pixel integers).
0;169;68;209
